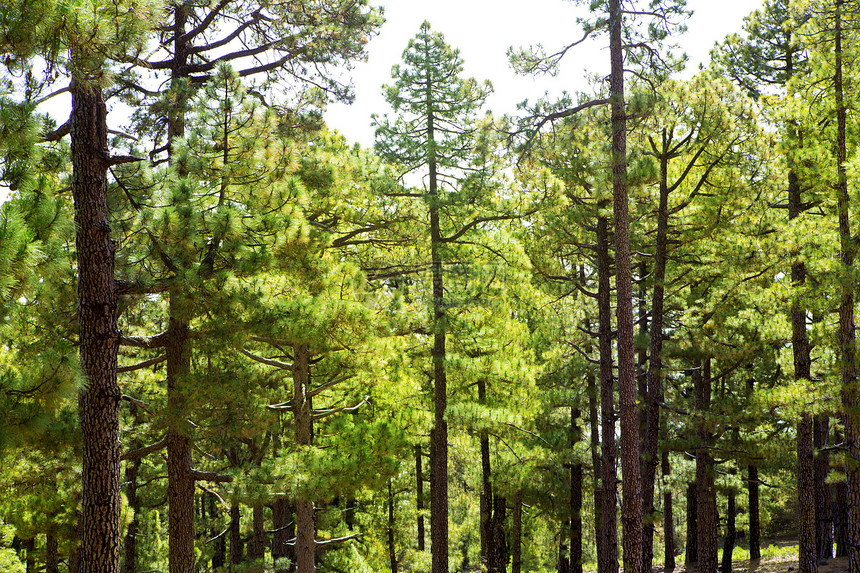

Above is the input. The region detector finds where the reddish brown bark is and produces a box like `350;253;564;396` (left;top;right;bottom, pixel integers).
71;74;122;573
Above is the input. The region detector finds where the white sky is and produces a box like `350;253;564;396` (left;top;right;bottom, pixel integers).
324;0;762;148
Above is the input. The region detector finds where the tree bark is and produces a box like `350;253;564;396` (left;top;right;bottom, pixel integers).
642;128;672;573
480;379;492;567
695;359;718;573
272;498;294;573
662;448;675;570
833;4;860;571
748;464;761;560
571;407;583;573
816;416;833;559
512;491;523;573
166;300;196;573
71;73;122;573
247;502;265;568
721;490;736;573
124;404;142;573
427;103;450;573
416;444;426;552
388;480;398;573
230;502;243;567
597;212;619;573
293;344;316;573
685;482;697;565
608;1;642;570
46;530;59;573
489;494;507;573
587;359;605;573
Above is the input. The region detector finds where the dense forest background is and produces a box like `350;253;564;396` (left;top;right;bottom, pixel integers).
0;0;858;572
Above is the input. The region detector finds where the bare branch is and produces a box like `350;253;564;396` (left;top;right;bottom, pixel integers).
118;355;166;373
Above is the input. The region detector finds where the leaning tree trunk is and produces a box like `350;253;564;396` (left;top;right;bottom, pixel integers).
71;72;122;573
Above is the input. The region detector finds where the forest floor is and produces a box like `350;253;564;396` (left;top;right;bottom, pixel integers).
653;540;849;573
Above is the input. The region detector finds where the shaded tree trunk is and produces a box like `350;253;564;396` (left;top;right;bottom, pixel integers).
489;495;508;573
597;211;619;573
23;537;34;573
388;480;398;573
293;344;316;573
816;417;833;559
832;4;860;571
230;503;243;568
480;379;492;566
721;490;736;573
685;482;698;565
124;404;142;573
272;498;294;573
212;493;226;570
695;359;718;573
662;449;675;570
71;73;121;573
247;502;265;568
416;444;426;552
46;530;59;573
587;360;605;573
571;407;583;573
836;478;849;558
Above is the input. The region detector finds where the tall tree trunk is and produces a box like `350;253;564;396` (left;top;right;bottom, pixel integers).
23;537;34;573
597;212;618;573
587;355;605;572
685;482;697;565
695;359;718;573
46;530;59;573
230;502;243;568
167;298;196;573
272;498;293;573
416;444;426;552
748;378;761;561
427;108;449;573
124;404;142;573
293;344;316;573
816;417;833;559
571;407;583;573
247;502;265;569
833;4;860;571
489;495;508;573
837;478;849;557
790;146;816;573
388;480;398;573
721;491;736;573
480;379;492;566
71;73;122;573
662;441;675;570
608;2;642;571
212;493;226;570
642;128;672;573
